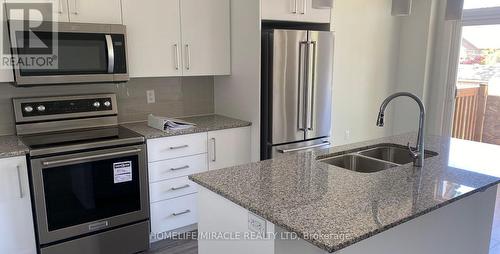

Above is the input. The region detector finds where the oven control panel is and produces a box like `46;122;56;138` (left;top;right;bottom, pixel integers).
21;97;113;117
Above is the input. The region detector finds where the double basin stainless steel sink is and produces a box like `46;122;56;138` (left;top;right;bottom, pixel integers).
318;144;438;173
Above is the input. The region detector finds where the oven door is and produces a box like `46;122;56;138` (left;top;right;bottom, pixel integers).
30;145;149;245
9;21;128;86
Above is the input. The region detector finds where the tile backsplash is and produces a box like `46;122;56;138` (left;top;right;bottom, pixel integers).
0;76;214;135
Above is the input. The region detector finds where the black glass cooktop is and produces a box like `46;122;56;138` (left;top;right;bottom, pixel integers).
20;126;144;151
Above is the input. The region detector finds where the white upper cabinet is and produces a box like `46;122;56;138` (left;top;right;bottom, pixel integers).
123;0;231;77
208;127;251;171
0;2;13;83
68;0;122;24
0;156;37;254
180;0;230;76
261;0;299;22
4;0;69;21
5;0;121;23
261;0;331;23
122;0;182;77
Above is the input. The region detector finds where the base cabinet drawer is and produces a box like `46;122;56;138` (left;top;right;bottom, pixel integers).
149;153;207;182
150;194;197;236
147;133;207;162
150;177;198;203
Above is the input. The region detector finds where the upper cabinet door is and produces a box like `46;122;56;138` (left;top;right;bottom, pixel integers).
261;0;299;21
298;0;331;23
4;0;69;22
122;0;182;77
261;0;331;23
68;0;122;24
180;0;230;76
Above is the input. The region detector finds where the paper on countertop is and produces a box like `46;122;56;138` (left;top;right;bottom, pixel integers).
148;114;196;131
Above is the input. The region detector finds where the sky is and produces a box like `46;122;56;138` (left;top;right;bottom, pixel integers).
464;0;500;9
462;25;500;49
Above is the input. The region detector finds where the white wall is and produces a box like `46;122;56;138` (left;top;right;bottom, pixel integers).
331;0;401;146
392;0;437;135
214;0;261;162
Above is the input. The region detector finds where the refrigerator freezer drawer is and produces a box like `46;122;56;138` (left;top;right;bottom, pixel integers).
272;139;331;158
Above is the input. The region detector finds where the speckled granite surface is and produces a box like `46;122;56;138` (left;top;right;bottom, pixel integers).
121;114;251;139
0;135;28;159
190;133;500;253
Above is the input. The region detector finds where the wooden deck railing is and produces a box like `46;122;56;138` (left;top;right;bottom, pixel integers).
452;84;488;142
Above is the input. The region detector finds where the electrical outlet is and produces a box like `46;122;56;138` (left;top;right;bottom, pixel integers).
344;130;351;141
248;212;266;234
146;90;155;104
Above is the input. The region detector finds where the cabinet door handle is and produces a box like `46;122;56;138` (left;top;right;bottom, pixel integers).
174;44;180;70
292;0;298;14
16;166;23;199
185;44;191;70
170;165;189;171
72;0;79;14
172;209;191;216
300;0;307;14
58;0;63;14
171;184;190;191
210;138;216;162
169;144;188;150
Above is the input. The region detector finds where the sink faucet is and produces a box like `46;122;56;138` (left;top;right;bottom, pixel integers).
376;92;426;167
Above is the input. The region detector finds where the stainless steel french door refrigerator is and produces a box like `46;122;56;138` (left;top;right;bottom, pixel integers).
261;29;334;160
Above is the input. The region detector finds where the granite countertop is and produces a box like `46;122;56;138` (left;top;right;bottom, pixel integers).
121;114;251;139
189;133;500;253
0;135;29;159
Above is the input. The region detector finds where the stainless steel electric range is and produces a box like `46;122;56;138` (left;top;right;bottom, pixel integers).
13;94;150;254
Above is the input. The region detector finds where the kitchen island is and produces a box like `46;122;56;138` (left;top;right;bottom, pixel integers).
189;133;500;254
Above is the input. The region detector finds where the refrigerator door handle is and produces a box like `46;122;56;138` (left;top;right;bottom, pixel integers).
306;41;317;131
298;41;308;131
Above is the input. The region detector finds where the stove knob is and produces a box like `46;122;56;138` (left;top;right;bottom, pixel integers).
103;101;111;107
37;105;46;112
93;101;101;108
24;106;34;113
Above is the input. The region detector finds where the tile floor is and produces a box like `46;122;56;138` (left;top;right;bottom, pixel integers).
490;189;500;254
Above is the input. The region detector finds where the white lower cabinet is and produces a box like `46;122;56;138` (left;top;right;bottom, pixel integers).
147;126;251;242
0;156;36;254
150;194;198;237
150;176;198;203
208;126;251;170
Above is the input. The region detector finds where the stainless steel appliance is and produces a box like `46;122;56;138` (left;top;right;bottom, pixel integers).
261;27;334;159
9;21;129;86
13;94;149;254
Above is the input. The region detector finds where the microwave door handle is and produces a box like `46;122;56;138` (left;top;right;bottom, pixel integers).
105;35;114;73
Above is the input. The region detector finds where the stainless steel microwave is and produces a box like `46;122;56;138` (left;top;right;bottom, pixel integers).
8;21;129;86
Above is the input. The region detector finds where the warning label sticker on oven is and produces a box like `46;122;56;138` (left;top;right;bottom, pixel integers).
113;161;133;184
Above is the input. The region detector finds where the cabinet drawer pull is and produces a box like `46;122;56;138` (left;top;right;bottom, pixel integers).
170;165;190;171
169;145;189;150
292;0;298;13
210;138;216;162
171;184;190;191
172;209;191;216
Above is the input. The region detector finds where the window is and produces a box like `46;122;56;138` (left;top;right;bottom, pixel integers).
464;0;500;10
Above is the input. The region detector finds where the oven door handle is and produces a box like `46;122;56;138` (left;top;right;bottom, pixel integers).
42;149;142;167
